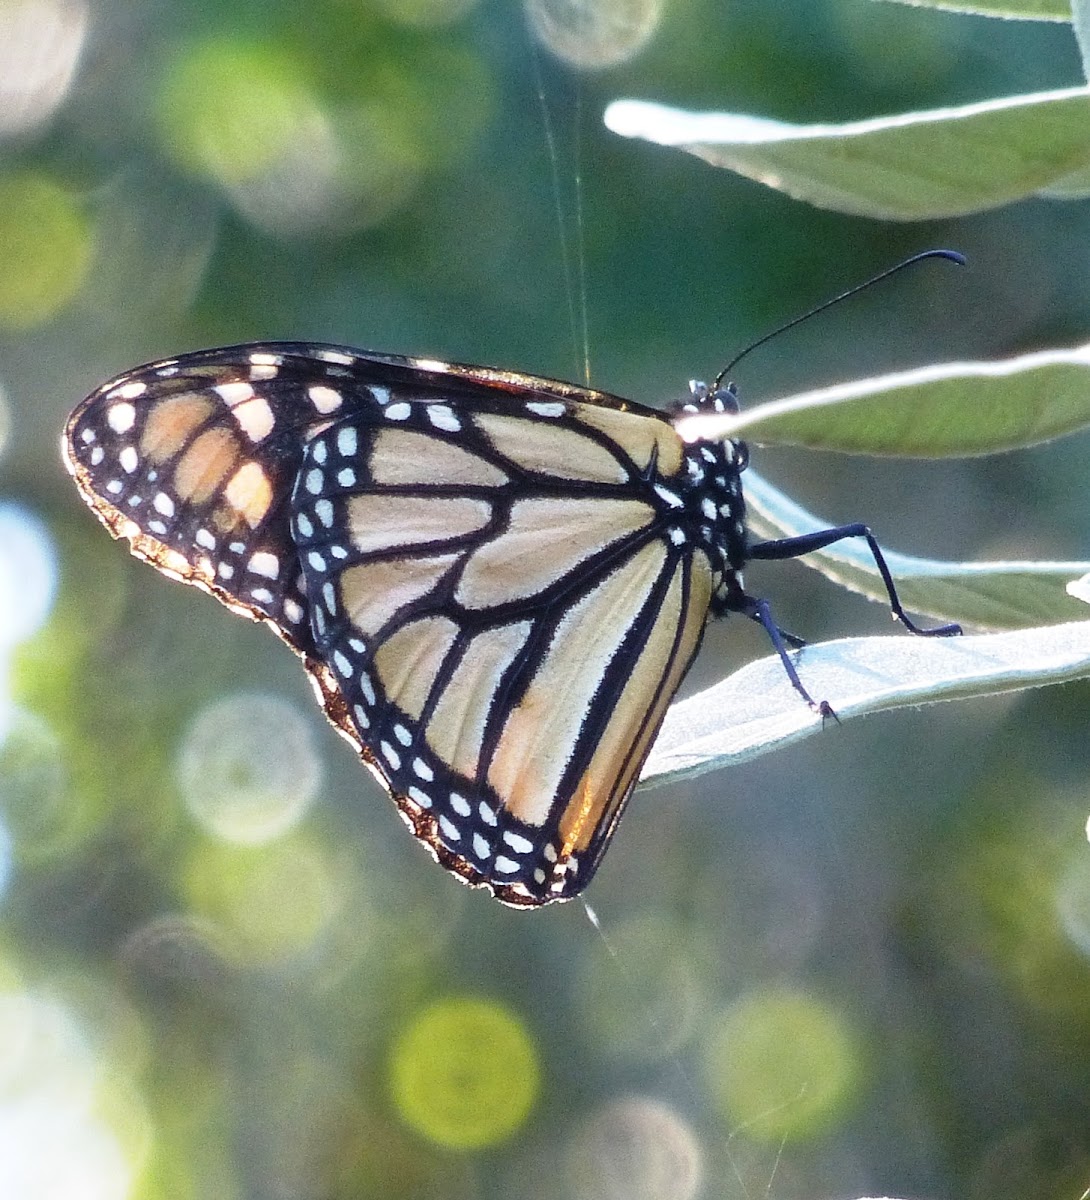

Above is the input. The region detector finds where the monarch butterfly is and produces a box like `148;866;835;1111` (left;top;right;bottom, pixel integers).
63;342;957;906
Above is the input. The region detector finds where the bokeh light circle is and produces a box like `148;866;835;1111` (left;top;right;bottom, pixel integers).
0;710;76;864
524;0;664;69
0;504;58;651
0;173;91;328
389;995;540;1149
176;691;322;844
0;818;11;905
1054;850;1090;958
158;39;329;188
704;988;862;1142
183;831;344;963
566;1095;703;1200
0;990;137;1200
0;0;88;137
0;376;9;462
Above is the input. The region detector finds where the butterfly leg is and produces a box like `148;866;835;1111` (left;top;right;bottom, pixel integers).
748;523;962;637
745;612;808;650
737;594;835;717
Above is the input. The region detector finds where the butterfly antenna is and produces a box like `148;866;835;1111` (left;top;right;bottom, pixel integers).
712;248;966;390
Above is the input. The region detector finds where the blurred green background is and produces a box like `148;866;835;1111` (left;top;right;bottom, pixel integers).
2;1;1090;1197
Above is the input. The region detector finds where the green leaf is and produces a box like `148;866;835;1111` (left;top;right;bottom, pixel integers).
1073;0;1090;77
676;343;1090;456
743;470;1090;629
604;87;1090;219
641;620;1090;787
876;0;1071;19
1037;163;1090;197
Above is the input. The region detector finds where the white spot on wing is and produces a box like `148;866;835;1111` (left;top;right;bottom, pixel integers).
309;385;343;413
408;786;432;808
109;381;147;401
248;551;279;578
107;402;136;433
215;381;254;405
233;396;275;442
337;426;358;457
503;831;534;855
526;401;565;418
428;405;460;432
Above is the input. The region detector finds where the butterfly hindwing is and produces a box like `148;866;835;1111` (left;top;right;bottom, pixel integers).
286;387;726;903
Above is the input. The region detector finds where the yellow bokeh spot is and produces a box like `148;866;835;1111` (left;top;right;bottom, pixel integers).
0;172;90;328
158;38;326;186
389;995;540;1150
705;989;862;1143
940;790;1090;1025
182;832;341;963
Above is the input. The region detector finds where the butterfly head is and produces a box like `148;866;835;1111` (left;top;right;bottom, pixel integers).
681;378;740;416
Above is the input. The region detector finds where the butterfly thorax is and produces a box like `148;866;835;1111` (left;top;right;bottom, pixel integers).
673;379;749;618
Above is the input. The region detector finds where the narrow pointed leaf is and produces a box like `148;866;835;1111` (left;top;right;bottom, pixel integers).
642;621;1090;787
878;0;1070;18
604;88;1090;220
675;344;1090;457
743;470;1090;629
1075;0;1090;80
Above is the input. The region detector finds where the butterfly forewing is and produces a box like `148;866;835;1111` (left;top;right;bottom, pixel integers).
63;343;748;906
62;346;359;655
